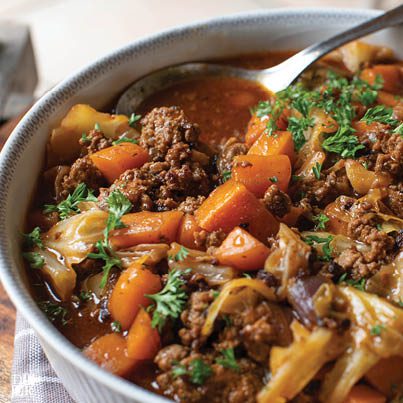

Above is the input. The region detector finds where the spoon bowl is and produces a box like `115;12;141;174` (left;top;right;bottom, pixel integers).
116;4;403;115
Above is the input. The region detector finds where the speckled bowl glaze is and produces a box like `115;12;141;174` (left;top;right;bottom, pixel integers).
1;8;402;403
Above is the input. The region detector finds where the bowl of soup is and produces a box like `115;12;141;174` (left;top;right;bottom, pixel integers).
1;8;403;403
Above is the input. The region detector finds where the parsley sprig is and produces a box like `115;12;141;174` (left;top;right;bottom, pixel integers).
172;246;189;262
38;301;69;325
360;105;399;126
312;213;329;230
23;252;45;269
172;359;213;385
23;227;43;249
303;234;333;261
338;273;366;291
44;183;97;220
88;190;132;287
215;348;239;372
146;269;190;332
112;136;138;145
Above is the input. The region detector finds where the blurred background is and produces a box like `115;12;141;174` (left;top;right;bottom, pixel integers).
0;0;401;100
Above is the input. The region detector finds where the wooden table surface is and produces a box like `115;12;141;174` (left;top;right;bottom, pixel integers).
0;116;20;403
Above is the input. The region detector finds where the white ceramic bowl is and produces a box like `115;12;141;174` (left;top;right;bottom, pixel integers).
1;8;402;403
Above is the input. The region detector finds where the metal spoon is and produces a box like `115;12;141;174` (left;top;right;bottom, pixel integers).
116;5;403;115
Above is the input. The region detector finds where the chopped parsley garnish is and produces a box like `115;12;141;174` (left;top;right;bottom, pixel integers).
312;162;322;180
172;359;213;385
398;299;403;307
361;105;399;126
23;252;45;269
38;301;68;325
312;213;329;230
87;190;131;287
111;321;122;333
81;133;90;143
43;183;98;220
103;190;132;242
338;273;366;291
253;100;272;118
243;272;252;278
172;246;189;262
393;122;403;137
146;269;190;332
269;176;278;183
23;227;43;249
128;113;141;127
79;290;92;302
322;125;364;158
215;348;239;372
287;115;313;151
222;171;232;182
291;174;301;183
370;324;385;336
94;122;101;131
303;235;333;262
112;136;138;145
88;241;122;288
223;315;232;327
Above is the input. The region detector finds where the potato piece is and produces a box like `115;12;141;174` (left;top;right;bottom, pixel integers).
48;104;138;164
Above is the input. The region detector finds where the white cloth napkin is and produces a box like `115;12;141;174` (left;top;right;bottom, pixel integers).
11;314;74;403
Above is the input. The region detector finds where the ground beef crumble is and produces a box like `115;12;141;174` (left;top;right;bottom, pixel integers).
263;184;292;217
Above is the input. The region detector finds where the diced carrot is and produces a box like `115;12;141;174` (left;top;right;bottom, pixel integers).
365;356;403;396
214;226;270;271
195;180;279;241
127;308;160;360
377;90;400;107
344;385;386;403
248;130;296;165
232;154;291;197
177;214;202;250
245;110;290;148
108;260;162;330
90;143;148;183
83;333;138;377
110;211;183;249
361;64;402;94
245;115;267;147
278;206;304;226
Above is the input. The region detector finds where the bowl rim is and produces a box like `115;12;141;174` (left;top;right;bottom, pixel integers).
0;7;381;402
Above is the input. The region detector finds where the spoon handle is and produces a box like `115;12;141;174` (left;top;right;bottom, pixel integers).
262;5;403;91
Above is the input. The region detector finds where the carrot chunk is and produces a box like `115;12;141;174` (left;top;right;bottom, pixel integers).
248;130;296;164
361;64;402;94
215;226;270;271
344;385;386;403
110;211;183;249
84;333;138;376
127;308;160;360
90;143;148;183
195;180;278;241
177;214;202;250
232;154;291;197
108;260;161;330
365;356;403;396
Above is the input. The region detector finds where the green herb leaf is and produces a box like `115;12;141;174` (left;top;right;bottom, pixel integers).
269;176;278;183
94;122;101;131
23;252;45;269
81;133;90;143
43;183;98;220
222;171;232;182
112;136;139;145
303;235;333;262
322;125;364;159
393;122;403;137
111;320;122;333
361;105;399;126
215;348;239;372
146;269;190;332
23;227;43;249
79;290;92;302
312;213;329;230
88;240;122;288
338;274;366;291
370;324;385;336
128;113;141;127
312;162;322;180
172;359;213;385
104;190;132;242
287;116;313;151
38;301;68;325
172;246;189;262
